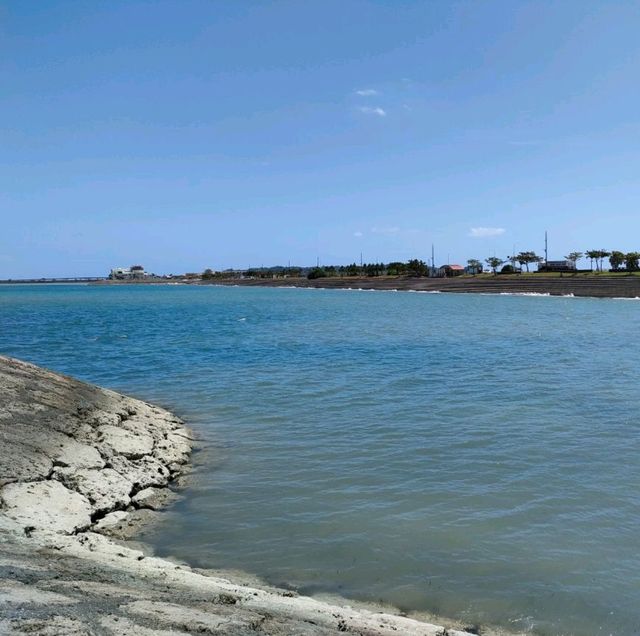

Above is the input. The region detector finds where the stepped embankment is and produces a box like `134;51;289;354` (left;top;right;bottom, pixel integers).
209;274;640;298
0;355;487;636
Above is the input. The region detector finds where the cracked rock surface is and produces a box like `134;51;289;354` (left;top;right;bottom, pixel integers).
0;355;490;636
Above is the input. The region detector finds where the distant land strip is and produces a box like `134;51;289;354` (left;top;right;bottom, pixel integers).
0;277;106;284
205;275;640;299
5;274;640;298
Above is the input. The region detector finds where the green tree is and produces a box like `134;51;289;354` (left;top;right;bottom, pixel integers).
386;261;407;276
515;251;542;272
565;252;583;268
307;267;327;279
344;262;360;276
485;257;503;275
609;251;625;271
467;258;482;274
364;262;383;277
625;252;640;272
597;250;611;271
407;259;428;277
529;252;544;271
201;268;215;280
586;249;610;272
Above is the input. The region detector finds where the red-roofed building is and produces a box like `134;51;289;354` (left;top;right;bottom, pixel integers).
438;264;465;277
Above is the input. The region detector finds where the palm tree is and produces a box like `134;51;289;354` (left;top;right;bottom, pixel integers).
565;252;583;269
585;250;600;271
597;250;611;272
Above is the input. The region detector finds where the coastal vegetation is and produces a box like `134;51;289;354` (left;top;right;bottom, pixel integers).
192;248;640;283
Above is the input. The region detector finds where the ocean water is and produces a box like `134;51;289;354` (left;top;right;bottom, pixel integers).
1;284;638;635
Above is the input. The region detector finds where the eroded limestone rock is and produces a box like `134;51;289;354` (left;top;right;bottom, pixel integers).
54;467;133;514
0;481;92;534
50;438;105;470
109;455;171;490
132;487;174;511
0;441;52;485
98;425;154;459
92;510;129;535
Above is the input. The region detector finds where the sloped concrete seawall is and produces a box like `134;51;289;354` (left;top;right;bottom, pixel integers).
0;355;483;636
207;274;640;298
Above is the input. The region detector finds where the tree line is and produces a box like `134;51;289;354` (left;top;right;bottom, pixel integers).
482;249;640;274
199;249;640;281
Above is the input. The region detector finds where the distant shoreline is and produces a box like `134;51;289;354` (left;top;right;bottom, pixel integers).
202;274;640;299
5;274;640;298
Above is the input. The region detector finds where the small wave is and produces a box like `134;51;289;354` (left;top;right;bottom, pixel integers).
496;292;552;297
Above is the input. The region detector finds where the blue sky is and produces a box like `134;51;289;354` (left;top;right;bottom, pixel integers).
2;0;640;277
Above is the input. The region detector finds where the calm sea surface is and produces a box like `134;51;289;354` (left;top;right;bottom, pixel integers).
1;284;638;635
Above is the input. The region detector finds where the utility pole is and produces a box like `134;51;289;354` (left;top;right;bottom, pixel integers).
545;231;548;265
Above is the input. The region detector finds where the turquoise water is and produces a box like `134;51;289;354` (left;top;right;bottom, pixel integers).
1;284;638;635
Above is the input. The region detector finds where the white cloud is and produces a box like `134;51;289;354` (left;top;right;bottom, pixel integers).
353;231;363;237
371;226;399;235
354;88;379;96
357;106;386;117
469;227;506;238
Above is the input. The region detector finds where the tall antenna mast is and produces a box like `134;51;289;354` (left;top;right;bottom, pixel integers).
545;231;548;265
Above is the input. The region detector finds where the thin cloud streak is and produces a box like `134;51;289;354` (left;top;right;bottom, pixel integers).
357;106;386;117
354;88;379;96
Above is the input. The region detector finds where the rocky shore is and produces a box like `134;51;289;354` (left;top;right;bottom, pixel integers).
0;355;488;636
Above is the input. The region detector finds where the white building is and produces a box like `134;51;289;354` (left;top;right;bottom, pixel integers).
109;265;147;280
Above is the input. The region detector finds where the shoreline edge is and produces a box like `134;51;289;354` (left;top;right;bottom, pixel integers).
0;355;505;635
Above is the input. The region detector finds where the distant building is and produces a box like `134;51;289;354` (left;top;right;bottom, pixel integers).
538;260;576;273
438;264;465;277
109;265;148;280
